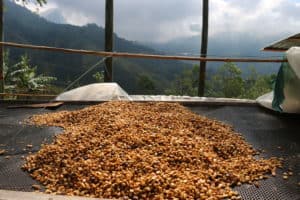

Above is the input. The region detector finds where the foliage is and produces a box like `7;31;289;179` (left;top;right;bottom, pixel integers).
5;1;190;94
136;74;156;94
240;75;275;99
165;65;199;96
93;71;104;83
5;1;278;96
3;51;10;83
4;54;56;93
166;62;276;99
240;67;276;99
207;62;245;98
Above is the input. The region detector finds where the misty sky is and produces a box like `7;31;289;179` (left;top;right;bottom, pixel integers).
19;0;300;43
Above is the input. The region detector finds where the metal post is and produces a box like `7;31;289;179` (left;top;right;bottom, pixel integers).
198;0;209;96
0;0;4;94
104;0;114;82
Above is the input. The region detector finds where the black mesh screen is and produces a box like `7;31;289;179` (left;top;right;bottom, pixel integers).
0;103;299;199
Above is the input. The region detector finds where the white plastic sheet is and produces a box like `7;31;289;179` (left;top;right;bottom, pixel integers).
56;83;132;101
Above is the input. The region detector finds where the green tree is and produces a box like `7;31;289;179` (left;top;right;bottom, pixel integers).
207;64;276;99
137;74;156;94
244;66;259;91
0;0;47;94
167;62;275;99
5;54;56;93
240;74;276;99
93;71;104;83
207;62;244;98
165;65;199;96
3;51;10;84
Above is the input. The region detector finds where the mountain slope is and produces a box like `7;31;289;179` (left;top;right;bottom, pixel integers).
145;35;283;75
4;0;191;94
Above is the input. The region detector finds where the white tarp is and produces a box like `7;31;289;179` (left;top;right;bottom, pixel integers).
287;47;300;78
130;95;255;103
55;83;132;101
257;47;300;113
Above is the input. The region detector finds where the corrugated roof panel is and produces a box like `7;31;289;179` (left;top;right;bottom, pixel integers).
262;33;300;52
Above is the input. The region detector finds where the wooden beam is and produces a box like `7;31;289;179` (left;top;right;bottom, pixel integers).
0;93;57;97
7;102;63;109
104;0;114;82
0;42;287;63
0;0;3;94
262;48;287;52
198;0;209;97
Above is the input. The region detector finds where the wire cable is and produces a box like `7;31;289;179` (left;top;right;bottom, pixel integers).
7;56;111;142
63;56;111;92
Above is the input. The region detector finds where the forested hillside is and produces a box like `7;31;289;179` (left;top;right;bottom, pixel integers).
4;0;191;94
4;1;280;98
145;35;282;75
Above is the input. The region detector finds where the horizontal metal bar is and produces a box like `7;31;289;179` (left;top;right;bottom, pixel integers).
0;42;287;63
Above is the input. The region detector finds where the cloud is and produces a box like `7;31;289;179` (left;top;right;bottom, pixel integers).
41;8;67;24
189;24;201;33
21;0;300;43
